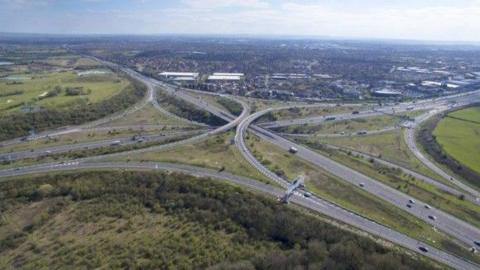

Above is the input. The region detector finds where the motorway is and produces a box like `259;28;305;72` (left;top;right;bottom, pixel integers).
279;125;399;138
258;92;479;130
404;109;480;200
0;161;478;270
149;73;480;254
2;60;480;269
318;143;478;203
0;65;156;148
232;98;480;251
143;74;480;264
0;130;208;162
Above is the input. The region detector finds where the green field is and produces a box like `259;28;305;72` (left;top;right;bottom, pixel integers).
0;70;129;114
0;54;147;141
245;133;479;261
0;171;439;269
300;141;480;228
276;110;424;135
304;130;449;183
106;131;271;184
101;103;197;128
258;104;366;123
433;106;480;175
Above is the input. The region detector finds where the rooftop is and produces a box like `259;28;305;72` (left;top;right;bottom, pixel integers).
208;75;242;81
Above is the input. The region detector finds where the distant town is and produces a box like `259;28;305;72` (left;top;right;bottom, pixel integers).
69;37;480;101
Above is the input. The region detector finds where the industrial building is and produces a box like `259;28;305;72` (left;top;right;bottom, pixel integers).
372;89;402;97
208;72;244;81
159;72;199;81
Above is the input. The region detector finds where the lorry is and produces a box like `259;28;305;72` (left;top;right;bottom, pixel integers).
110;140;122;146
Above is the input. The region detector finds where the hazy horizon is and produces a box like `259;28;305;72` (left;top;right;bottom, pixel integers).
1;0;480;42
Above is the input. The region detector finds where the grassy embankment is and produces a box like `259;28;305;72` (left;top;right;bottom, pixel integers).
105;131;271;184
0;56;147;141
257;104;367;123
433;106;480;176
296;139;480;229
308;130;449;184
275;110;424;135
246;133;480;262
156;91;226;126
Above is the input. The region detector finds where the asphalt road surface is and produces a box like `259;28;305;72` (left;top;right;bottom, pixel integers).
259;91;480;129
144;72;480;251
0;161;477;270
404;106;480;201
3;60;480;269
0;130;208;162
234;98;480;251
320;143;479;204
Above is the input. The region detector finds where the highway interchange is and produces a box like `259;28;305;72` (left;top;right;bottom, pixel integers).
1;60;480;269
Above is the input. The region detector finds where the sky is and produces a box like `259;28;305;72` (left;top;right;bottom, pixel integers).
1;0;480;42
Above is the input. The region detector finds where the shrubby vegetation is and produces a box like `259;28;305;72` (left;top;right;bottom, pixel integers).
216;97;243;116
157;91;226;126
0;78;146;141
0;90;23;97
0;171;438;269
418;108;480;187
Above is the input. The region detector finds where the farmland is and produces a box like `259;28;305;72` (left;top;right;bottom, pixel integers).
433;106;480;175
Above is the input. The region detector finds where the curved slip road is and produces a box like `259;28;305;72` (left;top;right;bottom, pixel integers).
143;73;480;251
279;125;398;138
404;103;480;201
234;101;480;251
105;69;480;252
3;58;480;268
0;129;209;162
259;91;480;129
318;143;478;204
0;161;477;270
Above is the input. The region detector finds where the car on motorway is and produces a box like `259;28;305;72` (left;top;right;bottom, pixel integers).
424;204;431;209
304;192;312;198
419;246;429;253
428;215;437;221
408;199;415;204
352;111;360;114
359;183;365;188
356;130;368;135
406;204;412;208
289;146;298;154
325;116;336;121
474;240;480;247
110;140;122;146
